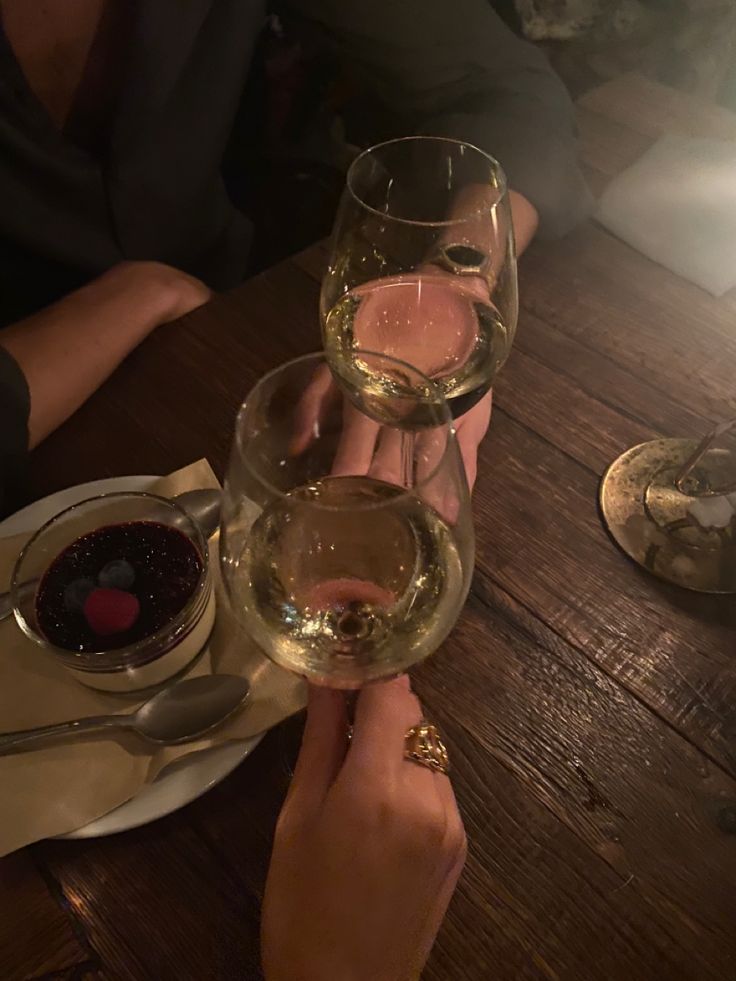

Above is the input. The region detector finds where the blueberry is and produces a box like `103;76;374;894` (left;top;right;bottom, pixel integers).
63;578;96;613
98;559;135;591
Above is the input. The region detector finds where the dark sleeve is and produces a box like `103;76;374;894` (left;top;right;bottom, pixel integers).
287;0;593;237
0;345;30;518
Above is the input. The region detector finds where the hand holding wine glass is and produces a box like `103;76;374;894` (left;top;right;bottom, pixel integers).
289;355;492;494
321;136;518;422
261;677;467;981
219;352;474;688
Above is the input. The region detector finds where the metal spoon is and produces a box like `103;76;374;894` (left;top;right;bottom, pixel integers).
167;488;222;536
0;488;221;624
0;674;249;754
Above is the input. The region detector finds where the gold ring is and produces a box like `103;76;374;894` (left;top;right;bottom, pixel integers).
404;720;450;775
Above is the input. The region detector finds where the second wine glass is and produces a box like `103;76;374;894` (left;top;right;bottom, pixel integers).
321;136;518;418
219;352;474;688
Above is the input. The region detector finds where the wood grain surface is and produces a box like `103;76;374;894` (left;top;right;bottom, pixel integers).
2;75;735;980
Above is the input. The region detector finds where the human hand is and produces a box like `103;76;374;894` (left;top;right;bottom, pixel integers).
289;363;465;526
261;677;466;981
346;266;493;491
312;262;495;490
291;361;490;493
346;268;489;392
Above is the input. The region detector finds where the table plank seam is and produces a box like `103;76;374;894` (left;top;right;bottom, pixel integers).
31;856;103;970
428;722;660;970
290;243;329;283
430;601;734;973
477;405;736;769
491;403;602;478
461;583;736;953
270;253;325;296
513;332;713;437
28;958;100;981
190;819;270;909
517;290;736;425
468;573;736;784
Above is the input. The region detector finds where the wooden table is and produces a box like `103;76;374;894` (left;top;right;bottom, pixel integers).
3;74;736;980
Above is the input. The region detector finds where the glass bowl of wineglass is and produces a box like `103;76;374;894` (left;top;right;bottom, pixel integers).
218;351;474;688
321;136;518;419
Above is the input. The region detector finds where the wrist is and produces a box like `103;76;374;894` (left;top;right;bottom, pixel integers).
508;189;538;255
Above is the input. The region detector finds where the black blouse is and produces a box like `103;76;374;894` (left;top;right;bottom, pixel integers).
0;0;591;515
0;346;29;517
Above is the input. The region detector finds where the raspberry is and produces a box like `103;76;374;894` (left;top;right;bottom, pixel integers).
83;588;140;637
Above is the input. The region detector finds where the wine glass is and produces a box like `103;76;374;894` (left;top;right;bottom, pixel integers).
219;351;474;688
321;136;518;419
600;418;736;592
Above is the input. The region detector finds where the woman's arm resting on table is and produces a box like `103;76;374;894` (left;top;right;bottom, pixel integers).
0;261;210;449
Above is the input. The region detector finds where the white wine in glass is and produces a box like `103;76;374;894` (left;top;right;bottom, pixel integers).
322;136;518;418
219;352;474;688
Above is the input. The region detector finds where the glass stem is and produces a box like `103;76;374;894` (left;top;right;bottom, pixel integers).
400;430;413;490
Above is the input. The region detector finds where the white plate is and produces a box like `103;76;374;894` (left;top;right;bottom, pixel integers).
0;475;262;839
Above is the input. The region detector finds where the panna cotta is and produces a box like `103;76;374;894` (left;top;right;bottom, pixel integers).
12;493;216;693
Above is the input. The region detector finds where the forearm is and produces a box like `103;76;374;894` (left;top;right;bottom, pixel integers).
509;190;538;255
0;262;206;448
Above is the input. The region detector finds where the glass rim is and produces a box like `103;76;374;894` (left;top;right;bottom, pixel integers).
12;491;211;662
233;350;460;512
346;135;508;228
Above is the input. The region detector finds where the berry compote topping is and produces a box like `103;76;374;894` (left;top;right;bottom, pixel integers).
35;521;203;652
